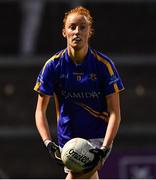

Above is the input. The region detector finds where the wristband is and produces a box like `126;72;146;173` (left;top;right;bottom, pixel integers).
100;146;109;150
44;139;52;147
100;146;110;154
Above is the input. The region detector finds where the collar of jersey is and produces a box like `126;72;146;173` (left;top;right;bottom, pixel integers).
64;48;92;68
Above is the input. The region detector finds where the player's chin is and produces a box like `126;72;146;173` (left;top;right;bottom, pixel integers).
72;43;83;50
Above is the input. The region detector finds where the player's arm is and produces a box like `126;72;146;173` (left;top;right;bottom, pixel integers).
80;93;121;174
102;92;121;148
85;93;121;173
35;93;52;141
35;93;63;165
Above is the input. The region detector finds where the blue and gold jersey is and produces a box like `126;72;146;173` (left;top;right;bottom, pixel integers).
34;48;124;147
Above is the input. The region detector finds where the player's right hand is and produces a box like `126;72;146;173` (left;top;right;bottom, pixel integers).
46;141;63;166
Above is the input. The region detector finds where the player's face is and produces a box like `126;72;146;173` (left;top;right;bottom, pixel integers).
63;13;91;50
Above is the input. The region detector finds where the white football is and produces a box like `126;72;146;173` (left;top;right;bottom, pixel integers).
61;137;94;173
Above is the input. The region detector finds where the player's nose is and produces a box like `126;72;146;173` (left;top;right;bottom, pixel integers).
74;26;80;34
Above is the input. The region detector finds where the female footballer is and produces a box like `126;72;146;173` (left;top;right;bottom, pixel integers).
34;6;124;179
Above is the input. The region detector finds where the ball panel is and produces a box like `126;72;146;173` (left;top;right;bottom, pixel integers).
61;138;94;172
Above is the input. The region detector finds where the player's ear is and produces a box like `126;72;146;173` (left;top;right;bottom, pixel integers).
62;29;66;38
89;32;92;38
89;27;93;38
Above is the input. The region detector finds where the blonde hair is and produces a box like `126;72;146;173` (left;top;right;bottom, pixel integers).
63;6;94;37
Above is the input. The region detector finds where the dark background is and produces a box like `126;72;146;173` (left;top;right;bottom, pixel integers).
0;0;156;179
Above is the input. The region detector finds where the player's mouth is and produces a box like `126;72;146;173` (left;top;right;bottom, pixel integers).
73;37;81;43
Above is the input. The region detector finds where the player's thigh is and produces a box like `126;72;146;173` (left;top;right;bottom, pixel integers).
65;169;99;179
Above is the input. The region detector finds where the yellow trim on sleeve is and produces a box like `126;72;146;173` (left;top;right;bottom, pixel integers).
34;81;41;91
92;50;120;93
41;49;66;76
114;82;119;92
54;94;60;122
93;51;114;76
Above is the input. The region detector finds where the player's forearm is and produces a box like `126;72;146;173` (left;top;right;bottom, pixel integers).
35;110;52;141
102;112;121;148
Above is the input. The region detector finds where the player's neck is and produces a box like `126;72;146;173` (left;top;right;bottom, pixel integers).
67;46;88;64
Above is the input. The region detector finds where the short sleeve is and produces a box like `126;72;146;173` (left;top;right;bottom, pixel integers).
103;59;124;96
34;61;55;96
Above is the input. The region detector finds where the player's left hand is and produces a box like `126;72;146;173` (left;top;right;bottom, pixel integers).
83;146;110;173
90;146;110;167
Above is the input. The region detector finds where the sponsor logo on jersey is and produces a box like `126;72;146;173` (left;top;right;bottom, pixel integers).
60;74;69;79
61;90;101;99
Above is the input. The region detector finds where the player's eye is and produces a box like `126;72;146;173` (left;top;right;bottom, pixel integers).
69;25;76;30
80;25;86;30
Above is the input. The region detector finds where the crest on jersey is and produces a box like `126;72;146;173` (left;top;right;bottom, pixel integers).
89;73;97;80
73;72;84;81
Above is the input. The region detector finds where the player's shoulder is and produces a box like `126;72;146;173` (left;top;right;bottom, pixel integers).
44;49;66;67
91;49;114;66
